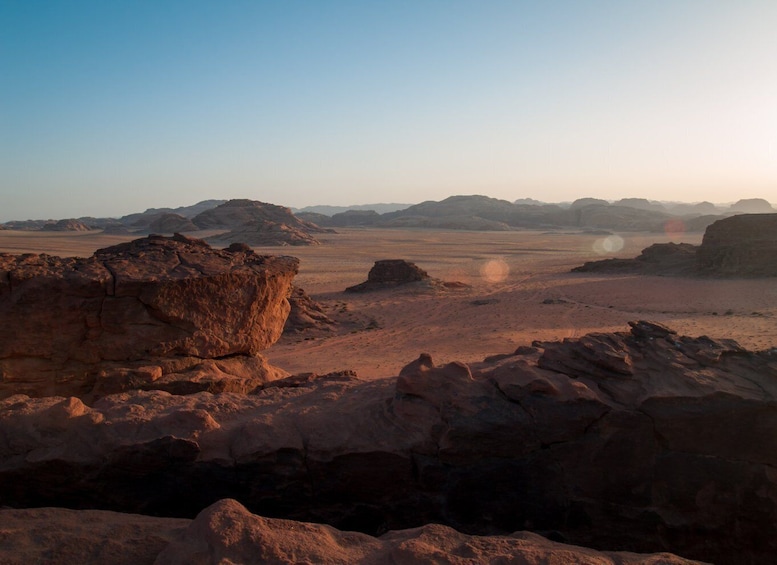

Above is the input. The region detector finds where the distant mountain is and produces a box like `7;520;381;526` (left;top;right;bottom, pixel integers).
513;198;545;206
613;198;666;212
728;198;774;214
40;219;92;232
666;201;721;215
312;194;730;232
197;199;334;246
119;199;226;231
294;203;413;216
569;197;609;209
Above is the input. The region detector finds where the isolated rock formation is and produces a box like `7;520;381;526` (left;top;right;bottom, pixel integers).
0;234;298;399
0;500;699;565
696;213;777;276
346;259;430;292
1;321;774;563
346;259;469;293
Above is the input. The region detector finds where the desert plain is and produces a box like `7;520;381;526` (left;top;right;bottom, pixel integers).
3;226;773;381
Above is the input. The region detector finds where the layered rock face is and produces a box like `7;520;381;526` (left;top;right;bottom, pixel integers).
0;234;298;399
696;213;777;276
1;321;774;563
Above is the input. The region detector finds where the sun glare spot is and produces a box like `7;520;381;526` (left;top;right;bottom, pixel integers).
593;235;624;255
480;259;509;283
664;219;686;240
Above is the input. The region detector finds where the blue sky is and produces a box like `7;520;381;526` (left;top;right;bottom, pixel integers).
2;1;776;220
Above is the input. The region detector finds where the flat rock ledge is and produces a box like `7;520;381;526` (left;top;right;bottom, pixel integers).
0;234;299;400
0;499;702;565
1;321;774;564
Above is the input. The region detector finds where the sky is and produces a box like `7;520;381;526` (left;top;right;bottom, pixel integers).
2;1;776;221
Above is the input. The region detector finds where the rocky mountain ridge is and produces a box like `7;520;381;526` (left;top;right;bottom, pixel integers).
4;195;773;234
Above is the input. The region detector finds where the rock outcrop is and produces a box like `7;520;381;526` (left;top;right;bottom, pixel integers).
573;242;698;275
283;286;336;333
346;259;430;292
1;322;774;563
0;234;298;399
346;259;469;293
696;213;777;276
0;500;700;565
573;214;777;278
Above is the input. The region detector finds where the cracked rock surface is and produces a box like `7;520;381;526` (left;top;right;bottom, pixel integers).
1;321;774;563
0;234;298;399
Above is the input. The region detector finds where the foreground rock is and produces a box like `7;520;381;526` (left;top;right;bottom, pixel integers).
0;234;298;399
574;213;777;277
0;500;699;565
1;322;774;563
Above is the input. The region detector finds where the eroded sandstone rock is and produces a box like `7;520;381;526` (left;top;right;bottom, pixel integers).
0;500;701;565
0;322;774;563
346;259;467;293
0;234;298;399
696;213;777;276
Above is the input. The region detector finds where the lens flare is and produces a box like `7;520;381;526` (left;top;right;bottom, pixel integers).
593;235;624;255
664;219;686;240
480;259;509;283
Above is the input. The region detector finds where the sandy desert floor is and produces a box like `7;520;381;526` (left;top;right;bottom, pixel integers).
2;227;775;380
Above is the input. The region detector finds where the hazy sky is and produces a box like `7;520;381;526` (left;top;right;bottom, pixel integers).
2;1;776;221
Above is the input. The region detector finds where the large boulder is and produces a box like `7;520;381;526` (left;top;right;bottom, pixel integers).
1;322;775;563
696;213;777;276
0;234;298;399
